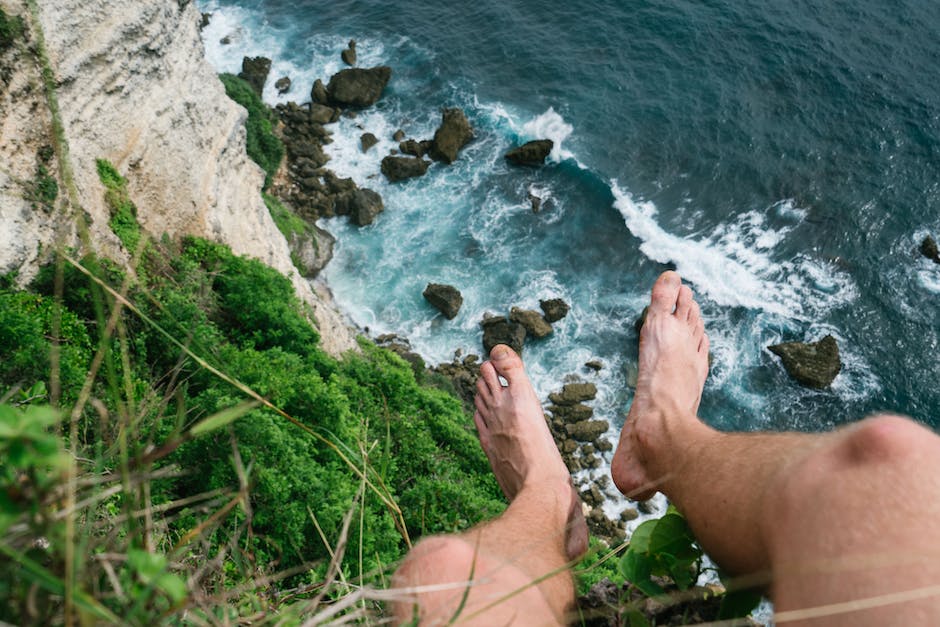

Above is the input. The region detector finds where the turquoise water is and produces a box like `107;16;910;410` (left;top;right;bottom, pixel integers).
197;0;940;435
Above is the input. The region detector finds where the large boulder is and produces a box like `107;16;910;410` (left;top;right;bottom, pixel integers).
505;139;554;166
540;298;570;323
348;189;384;226
423;283;463;319
768;335;842;389
921;235;940;264
288;225;335;278
481;315;526;355
430;108;473;163
549;382;597;405
326;66;392;107
510;307;553;338
380;155;429;182
238;56;271;97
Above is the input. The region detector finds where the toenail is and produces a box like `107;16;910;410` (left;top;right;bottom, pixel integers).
491;345;511;360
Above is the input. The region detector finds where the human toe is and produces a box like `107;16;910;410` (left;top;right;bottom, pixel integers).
649;271;682;314
488;344;526;384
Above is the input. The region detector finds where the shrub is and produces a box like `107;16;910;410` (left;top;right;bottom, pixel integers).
96;159;141;252
219;73;284;188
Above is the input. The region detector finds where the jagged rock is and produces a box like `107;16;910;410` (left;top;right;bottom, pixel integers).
347;189;384;226
768;335;842;389
550;382;597;405
549;403;594;422
566;419;609;442
430;108;473;163
380;155;429;182
596;438;613;452
562;439;578;454
360;132;378;152
199;12;211;29
540;298;570;323
274;76;291;94
393;129;406;142
399;139;426;158
423;283;463;319
585;360;603;371
509;307;553;338
921;235;940;264
481;315;526;355
288;224;335;278
581;443;595;455
311;78;329;105
238;56;271;97
505;139;553;166
326;66;392;107
341;39;357;66
220;36;231;45
309;103;337;125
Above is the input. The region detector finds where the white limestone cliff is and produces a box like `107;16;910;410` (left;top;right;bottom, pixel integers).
0;0;357;355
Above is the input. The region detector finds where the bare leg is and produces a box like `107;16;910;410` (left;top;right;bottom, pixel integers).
392;345;588;625
612;271;940;624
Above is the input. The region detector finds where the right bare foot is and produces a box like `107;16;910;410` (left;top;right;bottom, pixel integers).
611;271;710;500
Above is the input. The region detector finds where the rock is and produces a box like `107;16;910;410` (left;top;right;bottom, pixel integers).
768;335;842;389
326;66;392;107
199;12;211;30
581;443;595;455
620;508;639;522
360;132;378;152
380;155;430;182
562;439;579;454
528;190;542;213
921;235;940;264
481;315;526;355
549;403;594;422
309;103;337;125
423;283;463;319
220;35;231;45
393;129;406;142
540;298;570;323
549;382;597;405
238;56;271;97
596;438;613;452
429;108;473;163
341;39;357;66
505;139;554;166
348;189;384;226
399;139;426;158
311;78;329;105
274;76;291;94
288;224;335;278
565;419;609;442
585;360;603;371
509;307;553;338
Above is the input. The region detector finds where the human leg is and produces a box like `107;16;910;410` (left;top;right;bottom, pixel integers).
611;271;940;623
391;345;587;625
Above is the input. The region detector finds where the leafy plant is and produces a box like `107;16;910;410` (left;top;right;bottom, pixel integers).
219;73;284;189
96;159;141;252
620;506;703;598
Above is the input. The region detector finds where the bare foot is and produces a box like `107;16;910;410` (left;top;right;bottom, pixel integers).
474;345;589;560
611;271;710;500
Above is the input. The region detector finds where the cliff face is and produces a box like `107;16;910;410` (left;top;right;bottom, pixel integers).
0;0;356;355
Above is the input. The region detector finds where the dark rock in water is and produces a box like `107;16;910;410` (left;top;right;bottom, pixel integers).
326;66;392;107
921;235;940;264
585;360;603;371
311;79;329;105
348;189;384;226
220;35;232;45
540;298;570;323
528;190;542;213
399;139;426;158
393;129;406;142
550;382;597;405
309;103;338;125
199;12;211;30
548;403;594;422
360;132;378;152
238;56;271;97
566;419;609;442
341;39;357;66
768;335;842;389
430;108;473;163
505;139;554;166
274;76;291;94
509;307;553;338
380;155;429;182
481;315;526;355
423;283;463;319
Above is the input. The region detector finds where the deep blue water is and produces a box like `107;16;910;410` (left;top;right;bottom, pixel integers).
197;0;940;440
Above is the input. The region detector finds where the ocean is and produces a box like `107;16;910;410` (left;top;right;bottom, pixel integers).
195;0;940;444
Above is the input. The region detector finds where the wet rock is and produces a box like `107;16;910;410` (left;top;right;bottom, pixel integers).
199;12;211;30
430;108;473;163
509;307;553;338
274;76;291;94
399;139;427;158
585;360;604;371
528;190;542;213
326;66;392;107
360;132;378;152
550;382;597;405
309;103;338;125
347;189;384;226
562;439;579;454
393;129;406;142
581;443;595;455
548;403;594;422
423;283;463;319
239;56;271;97
566;419;609;442
311;78;329;105
921;235;940;264
288;224;335;278
596;438;613;452
565;457;582;472
380;155;429;182
505;139;554;166
620;508;639;522
768;335;842;389
341;39;357;66
481;315;526;355
540;298;570;323
220;35;232;45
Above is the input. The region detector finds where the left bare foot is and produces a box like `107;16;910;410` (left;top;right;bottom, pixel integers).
474;345;589;560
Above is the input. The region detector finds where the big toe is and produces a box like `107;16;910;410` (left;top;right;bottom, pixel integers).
650;271;682;314
488;344;527;384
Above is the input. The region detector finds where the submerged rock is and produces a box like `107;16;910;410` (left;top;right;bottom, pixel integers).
540;298;570;323
423;283;463;319
430;108;473;163
238;56;271;97
505;139;553;166
326;66;392;107
509;307;553;338
481;315;526;355
380;155;429;182
768;335;842;389
921;235;940;264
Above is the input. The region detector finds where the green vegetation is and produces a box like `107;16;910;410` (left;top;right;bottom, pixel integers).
0;7;24;51
219;73;284;189
264;192;308;239
97;159;141;252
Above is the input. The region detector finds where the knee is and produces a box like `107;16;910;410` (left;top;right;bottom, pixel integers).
839;413;929;466
393;536;477;587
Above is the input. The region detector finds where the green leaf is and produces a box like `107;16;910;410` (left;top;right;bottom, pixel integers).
128;548;167;582
628;518;656;553
623;609;652;627
188;401;258;437
647;512;697;557
718;588;763;619
155;572;188;604
619;549;664;597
